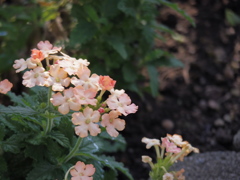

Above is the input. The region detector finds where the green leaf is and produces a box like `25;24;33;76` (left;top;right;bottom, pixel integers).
0;156;7;173
24;145;45;161
26;162;61;180
83;5;99;22
79;136;100;153
158;0;195;27
118;0;136;17
0;106;37;115
104;169;118;180
101;0;119;17
77;153;134;180
107;36;128;59
158;57;184;67
48;131;70;148
225;9;240;26
122;64;138;83
70;20;97;45
147;65;159;97
1;134;23;153
0;124;5;141
99;132;126;153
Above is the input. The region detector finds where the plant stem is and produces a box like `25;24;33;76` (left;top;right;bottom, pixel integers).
64;166;74;180
44;87;53;135
62;137;83;163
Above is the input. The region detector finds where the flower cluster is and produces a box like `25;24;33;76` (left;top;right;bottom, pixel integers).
12;40;138;138
141;134;199;180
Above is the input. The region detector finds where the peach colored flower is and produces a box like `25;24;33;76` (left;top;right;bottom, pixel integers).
50;87;81;114
58;54;90;75
31;49;45;63
70;161;95;180
49;64;71;91
109;89;125;97
106;93;138;116
101;110;125;137
99;75;116;91
37;40;53;50
73;86;97;106
0;79;13;94
161;137;181;154
142;137;160;149
167;134;188;147
22;67;50;88
72;107;101;137
13;58;37;73
71;66;99;90
37;40;61;57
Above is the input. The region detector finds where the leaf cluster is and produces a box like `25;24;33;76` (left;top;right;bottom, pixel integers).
67;0;194;96
0;87;131;180
0;0;194;97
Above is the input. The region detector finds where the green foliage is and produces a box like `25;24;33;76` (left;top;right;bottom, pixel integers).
67;0;193;96
225;9;240;26
0;0;193;97
0;87;131;179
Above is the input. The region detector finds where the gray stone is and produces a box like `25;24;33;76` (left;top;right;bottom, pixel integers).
171;151;240;180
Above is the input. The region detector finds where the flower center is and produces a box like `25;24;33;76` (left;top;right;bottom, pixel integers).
85;119;91;124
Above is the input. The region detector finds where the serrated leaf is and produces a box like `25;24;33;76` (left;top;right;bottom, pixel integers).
1;134;22;153
48;131;70;148
26;162;59;180
70;20;97;45
58;117;75;145
107;36;128;59
0;106;37;115
147;65;159;97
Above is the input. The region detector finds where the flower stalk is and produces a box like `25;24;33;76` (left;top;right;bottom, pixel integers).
61;137;83;164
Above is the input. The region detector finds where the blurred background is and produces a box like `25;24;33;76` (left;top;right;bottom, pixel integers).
1;0;240;179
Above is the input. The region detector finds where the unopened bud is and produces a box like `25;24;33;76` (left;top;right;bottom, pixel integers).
98;107;105;113
141;155;152;163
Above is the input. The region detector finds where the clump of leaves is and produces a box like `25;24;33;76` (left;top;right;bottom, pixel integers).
0;0;194;97
67;0;195;96
0;87;132;180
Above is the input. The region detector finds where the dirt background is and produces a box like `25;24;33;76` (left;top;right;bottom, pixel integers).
119;0;240;179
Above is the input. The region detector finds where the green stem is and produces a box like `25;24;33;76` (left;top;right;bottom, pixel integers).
44;87;53;135
64;166;75;180
154;145;161;159
62;137;83;163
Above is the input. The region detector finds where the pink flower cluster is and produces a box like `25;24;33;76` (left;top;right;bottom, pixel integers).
13;40;138;138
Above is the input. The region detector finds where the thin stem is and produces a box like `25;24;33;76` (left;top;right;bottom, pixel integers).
64;166;75;180
44;87;53;135
154;145;161;159
62;137;83;163
160;146;165;159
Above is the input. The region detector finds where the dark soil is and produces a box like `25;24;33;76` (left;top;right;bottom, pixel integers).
119;0;240;179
